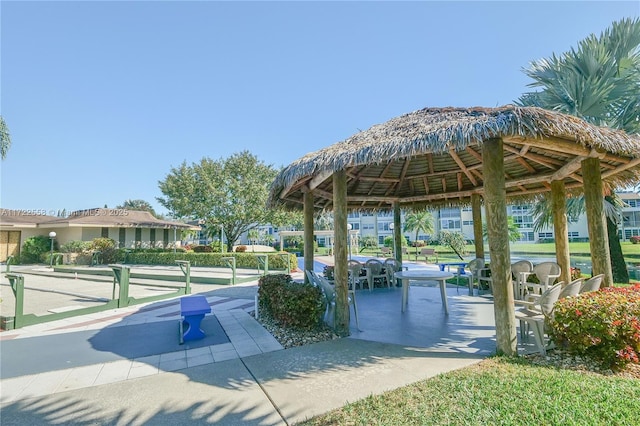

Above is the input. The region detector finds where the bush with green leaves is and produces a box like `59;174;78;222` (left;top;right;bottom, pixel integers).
550;284;640;370
21;235;56;263
192;245;213;253
60;240;91;253
89;237;121;264
125;251;297;271
257;274;326;329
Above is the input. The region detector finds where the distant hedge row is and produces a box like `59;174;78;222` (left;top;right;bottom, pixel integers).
126;251;297;271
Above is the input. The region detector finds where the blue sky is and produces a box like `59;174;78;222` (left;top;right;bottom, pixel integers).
1;1;639;216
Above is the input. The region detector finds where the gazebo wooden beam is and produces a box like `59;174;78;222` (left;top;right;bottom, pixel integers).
582;157;614;287
471;193;484;259
450;149;478;186
504;136;599;157
303;189;315;283
483;137;517;356
602;157;640;178
333;170;349;335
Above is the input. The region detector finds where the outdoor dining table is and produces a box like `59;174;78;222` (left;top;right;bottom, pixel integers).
394;270;454;315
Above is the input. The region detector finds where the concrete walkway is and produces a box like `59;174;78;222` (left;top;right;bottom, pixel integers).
0;265;487;425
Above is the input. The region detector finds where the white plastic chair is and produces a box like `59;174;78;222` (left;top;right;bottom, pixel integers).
457;258;485;295
579;274;604;293
514;282;563;355
348;260;366;291
511;260;534;299
522;262;561;297
384;258;404;288
306;270;360;330
364;259;388;291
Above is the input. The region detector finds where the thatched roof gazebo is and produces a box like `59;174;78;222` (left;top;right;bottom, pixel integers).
267;105;640;355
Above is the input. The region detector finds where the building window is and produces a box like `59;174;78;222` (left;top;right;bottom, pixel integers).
440;219;461;229
462;220;473;226
349;223;360;230
135;228;142;245
378;222;392;232
150;229;156;247
119;228;126;247
538;232;553;240
101;227;109;238
163;229;169;246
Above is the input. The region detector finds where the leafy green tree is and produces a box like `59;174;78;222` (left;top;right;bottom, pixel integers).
403;211;435;244
117;199;157;216
314;212;334;230
158;151;280;252
439;230;467;260
0;116;11;160
518;18;640;283
359;235;378;251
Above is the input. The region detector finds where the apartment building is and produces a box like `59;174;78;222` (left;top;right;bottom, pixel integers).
229;191;640;248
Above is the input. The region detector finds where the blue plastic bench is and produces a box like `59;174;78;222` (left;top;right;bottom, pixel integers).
179;295;211;344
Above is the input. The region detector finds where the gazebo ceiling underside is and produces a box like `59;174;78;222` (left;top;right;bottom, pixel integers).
269;106;640;212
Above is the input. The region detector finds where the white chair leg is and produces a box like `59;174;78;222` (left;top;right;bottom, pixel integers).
530;320;547;355
349;290;360;331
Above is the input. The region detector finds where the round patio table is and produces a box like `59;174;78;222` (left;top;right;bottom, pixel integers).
395;270;454;315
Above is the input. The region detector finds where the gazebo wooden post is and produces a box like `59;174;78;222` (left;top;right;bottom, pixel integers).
333;170;350;335
303;189;315;284
471;193;484;260
393;202;402;263
551;180;571;285
482;138;517;356
582;157;614;287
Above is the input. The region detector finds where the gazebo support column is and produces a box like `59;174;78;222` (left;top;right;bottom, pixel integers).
333;170;350;335
393;202;402;263
551;180;571;285
471;193;484;260
582;157;613;287
482;138;517;356
303;189;315;284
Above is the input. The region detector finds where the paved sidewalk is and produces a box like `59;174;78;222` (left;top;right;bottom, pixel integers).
0;266;486;425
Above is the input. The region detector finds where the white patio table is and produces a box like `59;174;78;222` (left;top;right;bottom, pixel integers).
395;270;454;314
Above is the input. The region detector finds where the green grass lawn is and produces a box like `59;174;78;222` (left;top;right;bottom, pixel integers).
300;357;640;425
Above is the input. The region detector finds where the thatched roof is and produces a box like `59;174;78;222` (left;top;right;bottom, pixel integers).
268;106;640;211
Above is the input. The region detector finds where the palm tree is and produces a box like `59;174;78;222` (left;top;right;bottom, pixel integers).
482;216;522;243
0;116;11;160
518;18;640;283
403;211;435;245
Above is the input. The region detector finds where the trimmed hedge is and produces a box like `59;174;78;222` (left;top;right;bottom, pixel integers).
126;251;297;271
258;274;326;329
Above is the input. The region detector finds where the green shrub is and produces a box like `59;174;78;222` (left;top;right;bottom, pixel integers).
89;238;121;264
258;274;326;329
550;284;640;370
125;251;297;271
192;245;213;253
631;236;640;244
60;240;91;253
21;236;55;263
